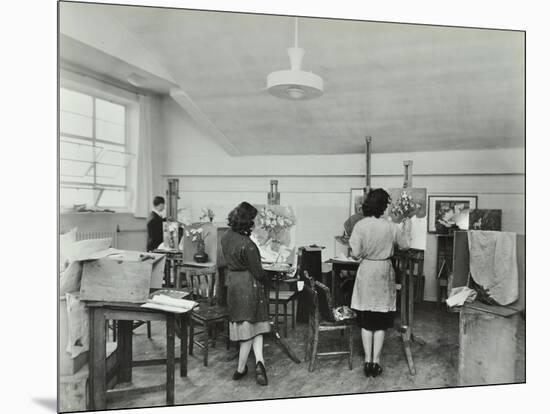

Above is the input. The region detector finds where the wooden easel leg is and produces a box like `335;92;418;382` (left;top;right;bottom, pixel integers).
401;328;416;375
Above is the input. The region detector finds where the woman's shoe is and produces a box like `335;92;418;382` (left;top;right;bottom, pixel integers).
255;361;268;386
363;362;373;377
232;364;248;380
371;363;383;377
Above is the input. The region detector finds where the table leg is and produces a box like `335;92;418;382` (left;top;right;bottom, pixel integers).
116;320;133;383
166;314;175;405
180;314;188;377
89;308;107;410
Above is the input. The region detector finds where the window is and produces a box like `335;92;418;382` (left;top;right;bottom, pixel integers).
60;88;132;209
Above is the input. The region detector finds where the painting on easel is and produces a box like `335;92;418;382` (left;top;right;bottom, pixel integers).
387;187;428;250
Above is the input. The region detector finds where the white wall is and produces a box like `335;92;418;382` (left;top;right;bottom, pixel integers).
159;97;525;301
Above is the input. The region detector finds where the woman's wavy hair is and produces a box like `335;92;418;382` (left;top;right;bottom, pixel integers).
362;188;390;218
227;202;258;236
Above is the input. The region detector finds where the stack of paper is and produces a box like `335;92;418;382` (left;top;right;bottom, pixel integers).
332;253;359;263
141;294;198;314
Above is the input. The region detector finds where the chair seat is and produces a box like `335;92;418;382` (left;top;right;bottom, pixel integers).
269;291;297;302
192;304;228;322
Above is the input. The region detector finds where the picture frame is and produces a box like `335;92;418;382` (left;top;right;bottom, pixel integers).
349;188;365;217
428;195;478;234
469;209;502;231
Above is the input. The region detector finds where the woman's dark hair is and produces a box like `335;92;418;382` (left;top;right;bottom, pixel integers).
227;202;258;236
362;188;390;218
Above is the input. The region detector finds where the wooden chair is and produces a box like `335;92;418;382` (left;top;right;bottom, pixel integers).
185;267;229;367
268;281;298;338
302;272;354;372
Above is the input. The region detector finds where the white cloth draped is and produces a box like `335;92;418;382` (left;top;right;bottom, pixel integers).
132;95;154;218
467;230;518;306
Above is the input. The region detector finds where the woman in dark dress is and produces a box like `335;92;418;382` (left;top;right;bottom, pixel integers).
221;202;270;386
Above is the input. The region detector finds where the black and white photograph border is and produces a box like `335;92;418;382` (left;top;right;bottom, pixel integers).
3;1;547;414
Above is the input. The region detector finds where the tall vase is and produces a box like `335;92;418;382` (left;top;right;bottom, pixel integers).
193;239;209;263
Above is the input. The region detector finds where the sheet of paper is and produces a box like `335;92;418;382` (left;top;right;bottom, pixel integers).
141;303;191;313
150;294;198;310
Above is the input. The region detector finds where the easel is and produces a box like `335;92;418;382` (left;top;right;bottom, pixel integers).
394;160;426;375
363;139;424;375
264;180;301;363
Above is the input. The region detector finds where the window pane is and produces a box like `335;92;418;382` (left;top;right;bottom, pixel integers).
96;143;132;167
60;88;93;117
96;164;126;186
60;110;93;137
60;138;95;162
61;159;92;178
96;98;125;124
97;190;126;207
96;119;125;144
61;188;95;207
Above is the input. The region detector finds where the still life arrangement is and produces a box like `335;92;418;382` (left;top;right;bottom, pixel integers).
185;226;208;263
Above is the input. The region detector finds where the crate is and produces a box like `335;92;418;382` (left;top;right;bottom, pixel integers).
59;295;88;376
59;365;88;412
80;251;165;303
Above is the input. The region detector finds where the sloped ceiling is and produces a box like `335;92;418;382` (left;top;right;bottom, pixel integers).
59;3;525;155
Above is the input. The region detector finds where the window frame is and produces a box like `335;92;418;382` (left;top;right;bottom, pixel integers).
60;86;131;210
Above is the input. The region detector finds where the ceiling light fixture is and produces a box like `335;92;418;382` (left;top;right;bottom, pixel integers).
266;17;324;100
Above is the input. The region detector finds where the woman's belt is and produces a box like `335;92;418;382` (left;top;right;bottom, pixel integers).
361;257;391;261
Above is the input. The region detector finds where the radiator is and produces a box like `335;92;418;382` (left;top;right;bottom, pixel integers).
75;230;118;249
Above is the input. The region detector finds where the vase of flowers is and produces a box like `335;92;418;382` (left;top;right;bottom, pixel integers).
186;226;209;263
199;208;215;223
390;190;421;223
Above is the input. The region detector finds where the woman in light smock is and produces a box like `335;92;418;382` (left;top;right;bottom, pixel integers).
349;189;411;378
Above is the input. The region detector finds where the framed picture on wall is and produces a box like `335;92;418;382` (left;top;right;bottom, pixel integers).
349;188;365;217
428;195;478;234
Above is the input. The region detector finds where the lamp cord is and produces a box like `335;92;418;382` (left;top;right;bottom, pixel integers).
294;17;299;48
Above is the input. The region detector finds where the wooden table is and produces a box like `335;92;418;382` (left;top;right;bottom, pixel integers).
87;301;189;410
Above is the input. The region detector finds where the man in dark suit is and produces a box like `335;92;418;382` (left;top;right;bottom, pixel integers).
146;196;166;251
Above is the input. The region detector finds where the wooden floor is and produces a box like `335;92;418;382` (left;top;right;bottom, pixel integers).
105;303;523;410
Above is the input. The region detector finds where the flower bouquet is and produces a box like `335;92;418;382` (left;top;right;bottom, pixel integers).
258;207;295;244
253;206;296;261
390;191;421;223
